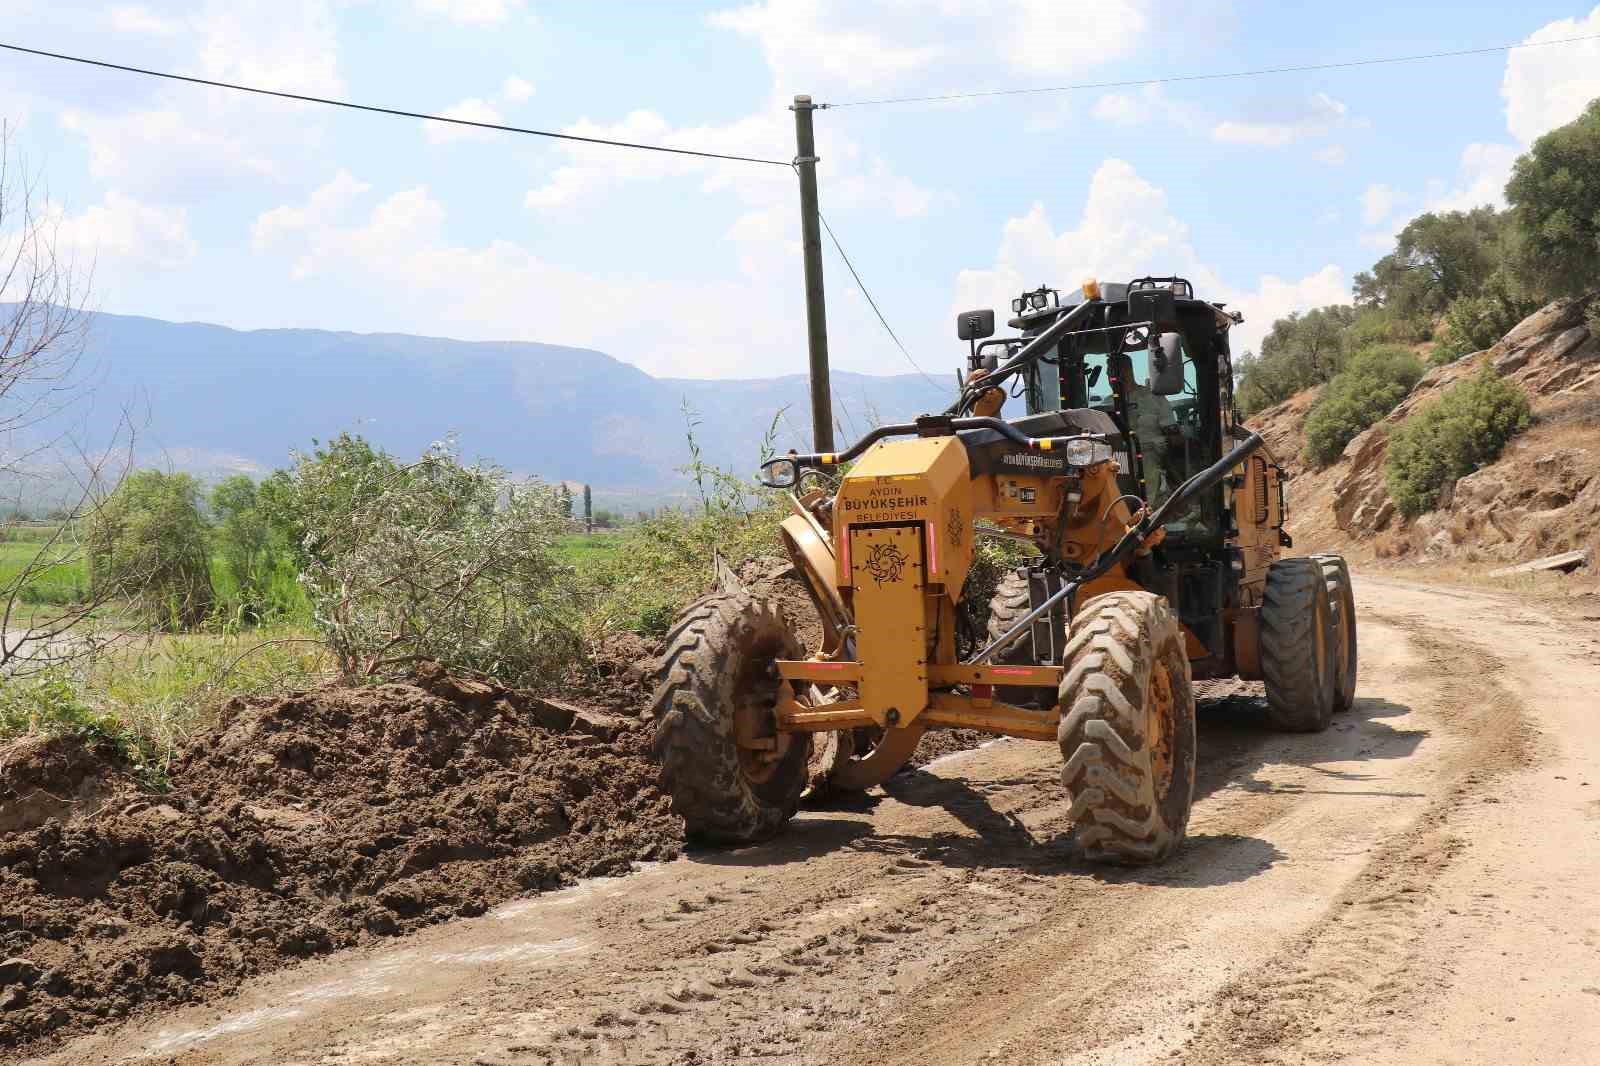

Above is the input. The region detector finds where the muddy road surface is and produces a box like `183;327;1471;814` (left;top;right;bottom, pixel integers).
28;576;1600;1066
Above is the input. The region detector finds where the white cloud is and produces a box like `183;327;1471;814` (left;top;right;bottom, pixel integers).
1088;84;1206;132
1313;144;1347;165
51;191;197;270
1381;7;1600;235
500;76;535;103
1090;93;1142;125
55;1;343;198
106;5;184;34
414;0;527;24
252;176;812;377
1212;93;1358;147
950;159;1345;356
60;106;281;192
251;170;372;263
1502;5;1600;145
707;0;1166;93
423;98;505;144
1423;141;1520;214
708;1;944;91
1360;183;1401;227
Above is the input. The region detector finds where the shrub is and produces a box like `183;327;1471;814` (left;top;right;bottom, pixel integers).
209;475;306;624
288;437;578;684
1384;370;1533;518
1432;282;1539;365
84;470;214;629
579;464;787;639
0;670;161;779
1303;346;1425;466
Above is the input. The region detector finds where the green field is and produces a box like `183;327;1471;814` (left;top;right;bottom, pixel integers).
0;539;90;606
558;532;627;567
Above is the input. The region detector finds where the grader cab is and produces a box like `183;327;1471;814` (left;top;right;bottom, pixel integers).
650;277;1357;864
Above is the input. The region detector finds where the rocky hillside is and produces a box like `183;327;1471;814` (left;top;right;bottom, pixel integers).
1251;296;1600;566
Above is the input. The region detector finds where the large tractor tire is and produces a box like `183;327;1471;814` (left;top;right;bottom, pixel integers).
985;569;1056;708
1260;558;1335;732
650;591;812;844
1058;591;1197;864
1314;554;1358;713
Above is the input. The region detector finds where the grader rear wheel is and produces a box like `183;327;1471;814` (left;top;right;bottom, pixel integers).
985;569;1056;708
1057;591;1197;864
650;591;812;843
1261;558;1336;732
1314;554;1358;713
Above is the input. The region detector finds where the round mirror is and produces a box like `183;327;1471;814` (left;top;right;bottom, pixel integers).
759;457;798;489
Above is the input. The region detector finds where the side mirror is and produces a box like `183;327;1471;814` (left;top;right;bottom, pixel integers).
758;456;799;489
956;309;995;341
1151;333;1185;395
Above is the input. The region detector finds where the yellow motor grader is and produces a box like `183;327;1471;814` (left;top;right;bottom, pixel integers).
651;277;1357;863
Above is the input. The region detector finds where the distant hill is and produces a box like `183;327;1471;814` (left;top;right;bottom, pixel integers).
51;310;954;498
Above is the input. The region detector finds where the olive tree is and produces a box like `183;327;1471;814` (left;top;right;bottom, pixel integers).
1507;96;1600;299
286;435;579;684
84;471;214;629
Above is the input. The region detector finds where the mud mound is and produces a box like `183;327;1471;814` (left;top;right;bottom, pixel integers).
0;671;680;1053
0;735;131;835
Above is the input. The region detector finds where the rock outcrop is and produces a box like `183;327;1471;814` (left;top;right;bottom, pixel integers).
1249;294;1600;565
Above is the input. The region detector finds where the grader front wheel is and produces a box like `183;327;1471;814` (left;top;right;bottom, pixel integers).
650;591;812;843
1058;591;1197;864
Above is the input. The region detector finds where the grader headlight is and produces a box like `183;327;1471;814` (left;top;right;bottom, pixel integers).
1064;438;1115;467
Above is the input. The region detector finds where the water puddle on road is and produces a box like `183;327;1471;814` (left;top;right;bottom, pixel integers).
128;876;637;1060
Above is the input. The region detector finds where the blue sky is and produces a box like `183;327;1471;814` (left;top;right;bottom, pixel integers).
3;0;1599;383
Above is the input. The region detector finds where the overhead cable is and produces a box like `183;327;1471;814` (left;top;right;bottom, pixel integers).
0;41;792;166
817;210;943;392
826;32;1600;107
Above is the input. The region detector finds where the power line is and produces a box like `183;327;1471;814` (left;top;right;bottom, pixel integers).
817;210;943;392
0;41;792;167
826;32;1600;108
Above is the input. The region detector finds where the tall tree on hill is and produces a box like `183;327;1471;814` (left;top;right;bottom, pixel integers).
1353;207;1507;321
1507;96;1600;300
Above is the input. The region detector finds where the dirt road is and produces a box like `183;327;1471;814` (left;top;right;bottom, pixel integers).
27;576;1600;1066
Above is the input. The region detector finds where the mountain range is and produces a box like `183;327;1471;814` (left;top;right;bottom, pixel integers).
50;309;956;503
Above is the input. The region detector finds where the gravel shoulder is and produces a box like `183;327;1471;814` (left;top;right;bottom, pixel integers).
20;574;1600;1066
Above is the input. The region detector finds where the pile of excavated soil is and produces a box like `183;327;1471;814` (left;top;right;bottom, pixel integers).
0;667;680;1053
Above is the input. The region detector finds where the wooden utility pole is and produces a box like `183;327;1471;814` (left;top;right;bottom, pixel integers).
792;94;834;453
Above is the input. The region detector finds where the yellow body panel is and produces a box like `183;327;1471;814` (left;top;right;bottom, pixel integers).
835;437;973;600
848;523;929;726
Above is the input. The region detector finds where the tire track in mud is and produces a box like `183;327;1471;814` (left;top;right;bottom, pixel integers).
1167;613;1540;1066
28;585;1566;1066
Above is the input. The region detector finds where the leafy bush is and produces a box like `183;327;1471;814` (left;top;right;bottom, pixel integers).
1507;96;1600;299
1432;282;1539;364
1303;346;1425;466
1384;370;1533;518
580;464;786;639
287;436;578;684
84;470;214;629
209;475;306;624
